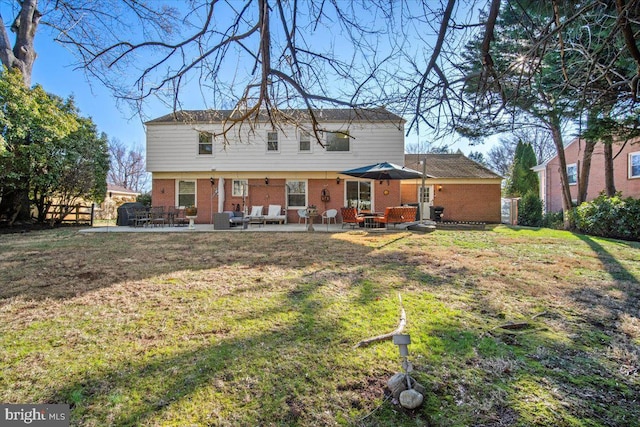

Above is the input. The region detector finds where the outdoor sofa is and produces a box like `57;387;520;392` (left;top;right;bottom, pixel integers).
373;206;418;228
221;211;250;228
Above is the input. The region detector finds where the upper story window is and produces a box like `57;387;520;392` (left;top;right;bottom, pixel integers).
178;180;196;207
299;131;311;152
267;131;279;152
286;180;307;208
326;131;350;151
232;179;248;197
567;163;577;185
198;132;213;155
629;152;640;178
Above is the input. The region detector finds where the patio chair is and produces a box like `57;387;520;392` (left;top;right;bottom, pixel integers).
172;207;189;227
321;209;338;224
133;208;151;227
247;205;265;226
149;206;166;227
265;204;287;224
124;206;137;227
298;208;308;224
340;207;362;229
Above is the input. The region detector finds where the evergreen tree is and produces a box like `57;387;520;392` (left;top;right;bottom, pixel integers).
506;141;539;197
518;190;543;227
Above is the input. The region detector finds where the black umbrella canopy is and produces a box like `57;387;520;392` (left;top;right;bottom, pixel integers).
340;162;423;180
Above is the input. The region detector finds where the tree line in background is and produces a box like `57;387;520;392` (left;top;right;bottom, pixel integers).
0;1;638;231
0;67;108;225
0;65;148;225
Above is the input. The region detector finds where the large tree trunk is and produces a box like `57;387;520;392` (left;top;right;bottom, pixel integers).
603;143;616;196
577;139;596;204
550;122;573;229
0;1;40;223
0;0;40;86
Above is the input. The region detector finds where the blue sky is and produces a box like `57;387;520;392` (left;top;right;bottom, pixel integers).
24;3;487;157
31;36;151;151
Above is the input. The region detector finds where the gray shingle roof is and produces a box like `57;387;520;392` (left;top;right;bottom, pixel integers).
145;107;405;125
405;153;503;179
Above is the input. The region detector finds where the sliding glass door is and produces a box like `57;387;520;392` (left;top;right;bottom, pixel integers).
346;181;372;212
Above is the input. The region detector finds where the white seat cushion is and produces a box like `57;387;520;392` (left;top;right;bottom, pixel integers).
249;206;263;216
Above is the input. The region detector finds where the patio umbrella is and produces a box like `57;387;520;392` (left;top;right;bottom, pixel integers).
340;162;423;180
217;177;225;213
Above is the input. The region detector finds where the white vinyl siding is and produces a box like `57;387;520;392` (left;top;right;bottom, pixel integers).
146;122;404;173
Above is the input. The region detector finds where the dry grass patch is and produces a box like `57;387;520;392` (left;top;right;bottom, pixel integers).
0;226;639;426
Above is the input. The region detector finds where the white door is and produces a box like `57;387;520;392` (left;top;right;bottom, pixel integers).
418;185;434;220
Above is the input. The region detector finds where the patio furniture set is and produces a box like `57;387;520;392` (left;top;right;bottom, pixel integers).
125;206;190;228
216;204;287;229
340;206;418;229
123;204;418;230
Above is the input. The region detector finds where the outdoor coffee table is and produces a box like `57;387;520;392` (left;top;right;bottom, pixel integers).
249;216;265;227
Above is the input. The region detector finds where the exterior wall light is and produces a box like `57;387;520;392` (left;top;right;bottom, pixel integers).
265;177;269;185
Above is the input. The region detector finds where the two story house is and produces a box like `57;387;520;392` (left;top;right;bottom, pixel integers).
145;108;409;224
533;137;640;213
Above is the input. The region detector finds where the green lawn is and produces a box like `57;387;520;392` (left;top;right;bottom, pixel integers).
0;226;638;426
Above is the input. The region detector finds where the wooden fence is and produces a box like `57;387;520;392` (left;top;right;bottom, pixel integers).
46;204;94;226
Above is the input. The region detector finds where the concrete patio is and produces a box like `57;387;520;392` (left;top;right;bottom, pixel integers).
80;220;399;233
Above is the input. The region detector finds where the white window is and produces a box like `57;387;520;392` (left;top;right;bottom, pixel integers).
177;180;196;207
299;131;311;152
232;179;248;197
566;164;577;185
326;131;350;152
198;132;213;155
267;131;279;152
286;180;307;208
629;152;640;178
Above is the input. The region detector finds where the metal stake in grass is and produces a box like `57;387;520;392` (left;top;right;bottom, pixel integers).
392;334;413;386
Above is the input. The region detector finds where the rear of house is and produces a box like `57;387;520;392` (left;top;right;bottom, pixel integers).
145;108;409;224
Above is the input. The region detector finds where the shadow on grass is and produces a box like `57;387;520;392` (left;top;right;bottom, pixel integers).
0;232;374;300
48;279;351;426
5;228;640;426
576;234;639;284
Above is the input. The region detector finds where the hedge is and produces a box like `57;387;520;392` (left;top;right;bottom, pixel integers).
572;193;640;241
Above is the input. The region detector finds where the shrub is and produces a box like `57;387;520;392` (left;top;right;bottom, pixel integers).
518;191;543;227
542;210;564;229
573;193;640;241
137;192;152;207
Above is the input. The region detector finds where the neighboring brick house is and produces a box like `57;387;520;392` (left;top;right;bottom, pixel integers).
402;153;503;223
145;108;409;224
532;138;640;213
